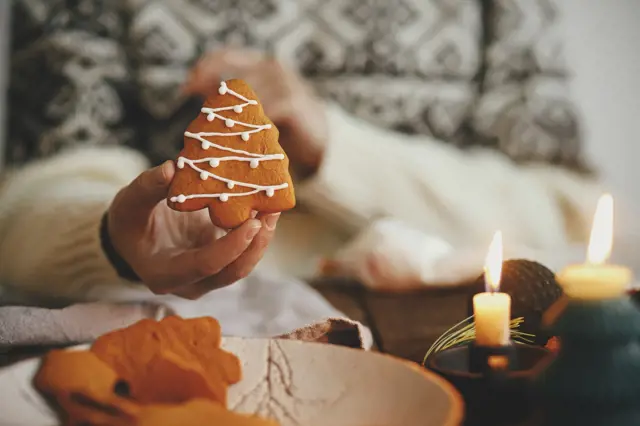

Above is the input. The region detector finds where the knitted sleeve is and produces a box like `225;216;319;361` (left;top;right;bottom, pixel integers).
0;146;153;303
296;102;603;250
0;3;158;302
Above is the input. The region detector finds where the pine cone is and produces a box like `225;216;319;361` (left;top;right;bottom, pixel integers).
467;259;563;345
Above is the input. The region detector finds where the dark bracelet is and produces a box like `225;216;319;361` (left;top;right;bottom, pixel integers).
99;212;141;282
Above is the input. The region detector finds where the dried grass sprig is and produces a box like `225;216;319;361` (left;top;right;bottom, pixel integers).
423;316;534;366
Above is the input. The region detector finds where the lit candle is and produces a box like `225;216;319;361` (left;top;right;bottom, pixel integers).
557;194;632;299
473;231;511;346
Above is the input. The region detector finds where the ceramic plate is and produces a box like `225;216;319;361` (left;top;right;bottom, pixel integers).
0;338;463;426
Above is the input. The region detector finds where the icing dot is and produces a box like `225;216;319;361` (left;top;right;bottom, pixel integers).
176;158;185;169
218;83;228;95
209;159;220;168
225;119;234;128
227;182;235;189
249;159;259;169
176;194;187;203
201;141;210;150
206;113;215;122
241;132;250;141
234;105;243;113
199;171;208;180
219;193;229;202
265;188;275;197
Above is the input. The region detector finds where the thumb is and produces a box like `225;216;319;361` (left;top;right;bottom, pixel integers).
125;160;175;216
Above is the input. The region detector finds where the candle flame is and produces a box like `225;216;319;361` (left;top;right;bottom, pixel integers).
587;193;614;265
484;231;503;292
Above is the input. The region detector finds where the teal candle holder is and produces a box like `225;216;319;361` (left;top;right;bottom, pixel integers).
535;295;640;425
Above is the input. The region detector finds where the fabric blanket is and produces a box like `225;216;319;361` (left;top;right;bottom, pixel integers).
0;273;373;351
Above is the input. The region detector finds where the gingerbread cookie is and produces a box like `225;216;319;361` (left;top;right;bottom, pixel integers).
33;317;278;426
34;350;139;425
34;350;121;401
137;399;279;426
90;316;241;405
136;351;220;404
167;79;296;229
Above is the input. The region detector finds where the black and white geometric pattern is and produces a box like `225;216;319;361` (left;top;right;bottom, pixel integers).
8;0;134;162
8;0;588;171
473;0;587;170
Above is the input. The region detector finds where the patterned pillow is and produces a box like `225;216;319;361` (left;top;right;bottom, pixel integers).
471;0;590;172
122;0;484;164
7;0;587;172
8;1;135;163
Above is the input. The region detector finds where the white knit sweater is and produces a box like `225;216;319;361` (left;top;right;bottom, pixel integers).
0;103;602;302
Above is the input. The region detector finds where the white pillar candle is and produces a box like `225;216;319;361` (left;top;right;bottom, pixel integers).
557;194;632;299
474;292;511;346
473;231;512;347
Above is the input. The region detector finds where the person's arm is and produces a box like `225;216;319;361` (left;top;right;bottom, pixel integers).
2;7;278;303
1;3;150;302
184;50;602;251
296;102;602;250
0;146;152;302
0;143;280;304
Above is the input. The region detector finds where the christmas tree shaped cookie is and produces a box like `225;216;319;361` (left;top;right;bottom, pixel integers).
167;79;295;229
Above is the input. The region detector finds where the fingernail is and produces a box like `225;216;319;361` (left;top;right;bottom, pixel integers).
264;213;280;231
246;219;262;240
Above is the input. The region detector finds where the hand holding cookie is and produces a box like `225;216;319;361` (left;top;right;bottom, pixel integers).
184;49;327;179
106;160;280;300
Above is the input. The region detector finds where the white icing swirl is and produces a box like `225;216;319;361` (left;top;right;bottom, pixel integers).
178;154;283;168
173;156;287;194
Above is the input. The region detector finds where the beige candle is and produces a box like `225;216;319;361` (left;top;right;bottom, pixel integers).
474;231;511;346
558;194;632;300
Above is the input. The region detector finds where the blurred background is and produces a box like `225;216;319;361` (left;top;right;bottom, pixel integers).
0;0;639;276
1;1;639;203
559;0;640;233
1;0;640;378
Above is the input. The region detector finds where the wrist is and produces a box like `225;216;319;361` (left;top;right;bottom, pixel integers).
99;211;141;282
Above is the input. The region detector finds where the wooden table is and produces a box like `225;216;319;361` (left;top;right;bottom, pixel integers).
312;279;476;364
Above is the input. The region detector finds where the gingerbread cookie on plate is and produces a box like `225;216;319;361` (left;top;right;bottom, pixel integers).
167;79;295;229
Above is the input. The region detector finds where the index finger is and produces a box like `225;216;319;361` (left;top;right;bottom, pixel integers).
177;213;280;299
151;219;262;294
183;49;266;95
